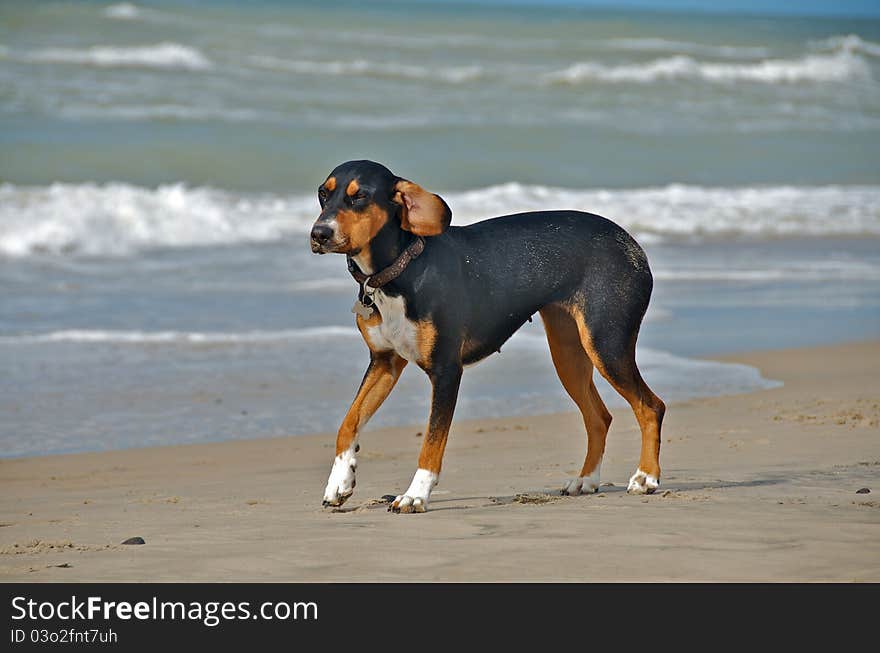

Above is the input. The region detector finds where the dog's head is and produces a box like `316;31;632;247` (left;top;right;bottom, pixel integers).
310;160;451;255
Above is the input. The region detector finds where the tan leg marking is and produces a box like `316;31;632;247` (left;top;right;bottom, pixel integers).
336;351;407;455
566;305;664;482
416;320;437;368
417;366;462;475
356;310;383;351
417;421;449;474
390;362;461;514
540;305;611;480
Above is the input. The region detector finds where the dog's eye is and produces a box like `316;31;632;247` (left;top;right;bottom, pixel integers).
351;192;368;203
318;189;327;203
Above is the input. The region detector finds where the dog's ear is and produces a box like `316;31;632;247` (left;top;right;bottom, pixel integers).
392;179;452;236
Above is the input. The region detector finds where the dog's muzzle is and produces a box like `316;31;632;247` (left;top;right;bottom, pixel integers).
310;223;334;254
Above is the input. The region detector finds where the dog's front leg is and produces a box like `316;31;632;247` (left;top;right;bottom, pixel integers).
390;362;462;514
323;351;407;507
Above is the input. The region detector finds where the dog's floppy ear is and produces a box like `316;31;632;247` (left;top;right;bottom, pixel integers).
392;179;452;236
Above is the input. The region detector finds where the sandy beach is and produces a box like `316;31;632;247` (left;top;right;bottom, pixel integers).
2;0;878;594
1;340;877;582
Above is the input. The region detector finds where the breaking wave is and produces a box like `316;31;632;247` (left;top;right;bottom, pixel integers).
0;327;359;345
15;43;212;71
247;55;484;83
1;181;878;258
544;49;871;84
102;3;141;20
813;34;880;58
0;183;309;257
603;38;770;58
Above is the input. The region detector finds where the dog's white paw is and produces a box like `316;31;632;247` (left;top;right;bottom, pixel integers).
561;465;601;496
389;495;428;513
389;469;437;514
627;468;660;495
322;448;357;507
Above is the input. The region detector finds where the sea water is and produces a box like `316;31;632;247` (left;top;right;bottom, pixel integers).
1;1;878;456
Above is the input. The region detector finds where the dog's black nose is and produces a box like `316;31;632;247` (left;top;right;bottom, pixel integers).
311;224;333;244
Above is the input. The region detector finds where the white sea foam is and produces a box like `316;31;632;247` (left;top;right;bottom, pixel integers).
814;34;880;58
0;183;310;257
0;327;359;345
446;183;880;241
653;260;880;283
100;2;185;26
632;349;782;397
544;49;870;84
1;182;878;258
604;38;770;59
55;104;269;123
247;55;483;83
103;3;141;20
20;43;212;71
254;25;532;51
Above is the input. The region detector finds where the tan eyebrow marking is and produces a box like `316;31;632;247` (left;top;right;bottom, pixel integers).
324;177;336;192
346;179;360;197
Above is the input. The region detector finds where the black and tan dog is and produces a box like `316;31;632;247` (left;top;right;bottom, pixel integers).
311;160;665;513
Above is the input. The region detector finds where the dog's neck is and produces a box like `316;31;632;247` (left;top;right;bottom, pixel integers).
350;221;414;277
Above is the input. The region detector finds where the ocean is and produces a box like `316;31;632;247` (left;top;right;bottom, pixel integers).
1;1;878;457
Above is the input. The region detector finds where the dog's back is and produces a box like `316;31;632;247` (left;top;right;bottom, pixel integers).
428;210;653;366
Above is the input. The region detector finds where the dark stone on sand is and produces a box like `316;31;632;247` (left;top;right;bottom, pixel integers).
380;495;397;503
122;537;146;545
856;488;871;494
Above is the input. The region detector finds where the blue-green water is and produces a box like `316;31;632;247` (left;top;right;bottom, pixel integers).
1;1;878;456
3;1;880;190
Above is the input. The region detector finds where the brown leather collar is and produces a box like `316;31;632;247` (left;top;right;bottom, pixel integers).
347;236;425;289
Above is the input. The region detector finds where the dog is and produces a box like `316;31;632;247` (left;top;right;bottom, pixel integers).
311;160;665;513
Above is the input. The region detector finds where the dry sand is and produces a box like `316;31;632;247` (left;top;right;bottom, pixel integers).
1;341;878;581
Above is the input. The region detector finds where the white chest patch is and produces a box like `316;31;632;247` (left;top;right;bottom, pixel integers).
365;290;420;363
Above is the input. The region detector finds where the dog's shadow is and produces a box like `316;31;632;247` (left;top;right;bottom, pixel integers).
330;477;787;513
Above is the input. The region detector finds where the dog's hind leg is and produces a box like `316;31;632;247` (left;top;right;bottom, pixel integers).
566;304;666;494
540;304;612;495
